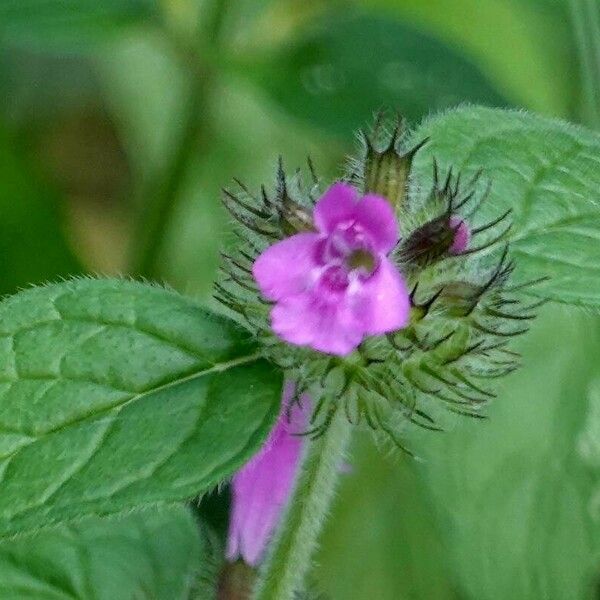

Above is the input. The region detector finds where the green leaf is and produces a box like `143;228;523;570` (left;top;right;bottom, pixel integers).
0;506;203;599
0;278;281;538
360;0;574;117
412;106;600;308
315;434;459;600
0;128;80;295
409;305;600;599
0;0;158;50
248;12;507;139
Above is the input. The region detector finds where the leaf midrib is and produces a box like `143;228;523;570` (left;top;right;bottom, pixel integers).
130;349;263;402
1;350;263;440
0;350;268;525
49;349;264;435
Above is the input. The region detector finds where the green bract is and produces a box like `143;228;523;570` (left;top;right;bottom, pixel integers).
0;278;281;537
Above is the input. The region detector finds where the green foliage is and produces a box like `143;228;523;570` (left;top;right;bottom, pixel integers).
0;278;281;538
411;305;600;599
361;0;574;118
0;506;202;599
412;106;600;308
0;0;158;49
250;12;507;138
0;130;80;295
1;0;599;596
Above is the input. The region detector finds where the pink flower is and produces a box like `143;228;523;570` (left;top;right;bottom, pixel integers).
226;382;310;567
253;183;410;356
449;216;471;254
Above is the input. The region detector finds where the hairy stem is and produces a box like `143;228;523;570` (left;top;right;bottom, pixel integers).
252;410;353;600
569;0;600;128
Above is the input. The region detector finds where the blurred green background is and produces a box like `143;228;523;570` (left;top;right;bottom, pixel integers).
1;0;600;598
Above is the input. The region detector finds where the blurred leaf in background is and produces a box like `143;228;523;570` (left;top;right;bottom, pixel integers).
410;306;600;600
245;11;508;139
0;129;80;294
0;0;159;51
316;434;461;600
361;0;577;119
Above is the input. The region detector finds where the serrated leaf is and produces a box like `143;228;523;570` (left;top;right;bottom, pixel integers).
0;506;202;599
0;278;281;538
409;306;600;599
248;12;507;138
412;106;600;308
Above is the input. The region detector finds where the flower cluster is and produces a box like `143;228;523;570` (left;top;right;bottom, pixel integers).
216;114;541;450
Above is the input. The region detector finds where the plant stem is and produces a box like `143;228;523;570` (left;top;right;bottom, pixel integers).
131;0;228;278
131;73;208;278
204;0;229;46
569;0;600;129
252;410;353;600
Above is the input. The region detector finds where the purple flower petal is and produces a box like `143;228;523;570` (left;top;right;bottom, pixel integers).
253;181;410;356
352;257;411;335
313;183;358;234
449;216;470;254
252;232;321;301
227;382;310;567
353;194;399;253
271;293;364;356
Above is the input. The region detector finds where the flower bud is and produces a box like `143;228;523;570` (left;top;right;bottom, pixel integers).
449;216;470;254
399;214;465;268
